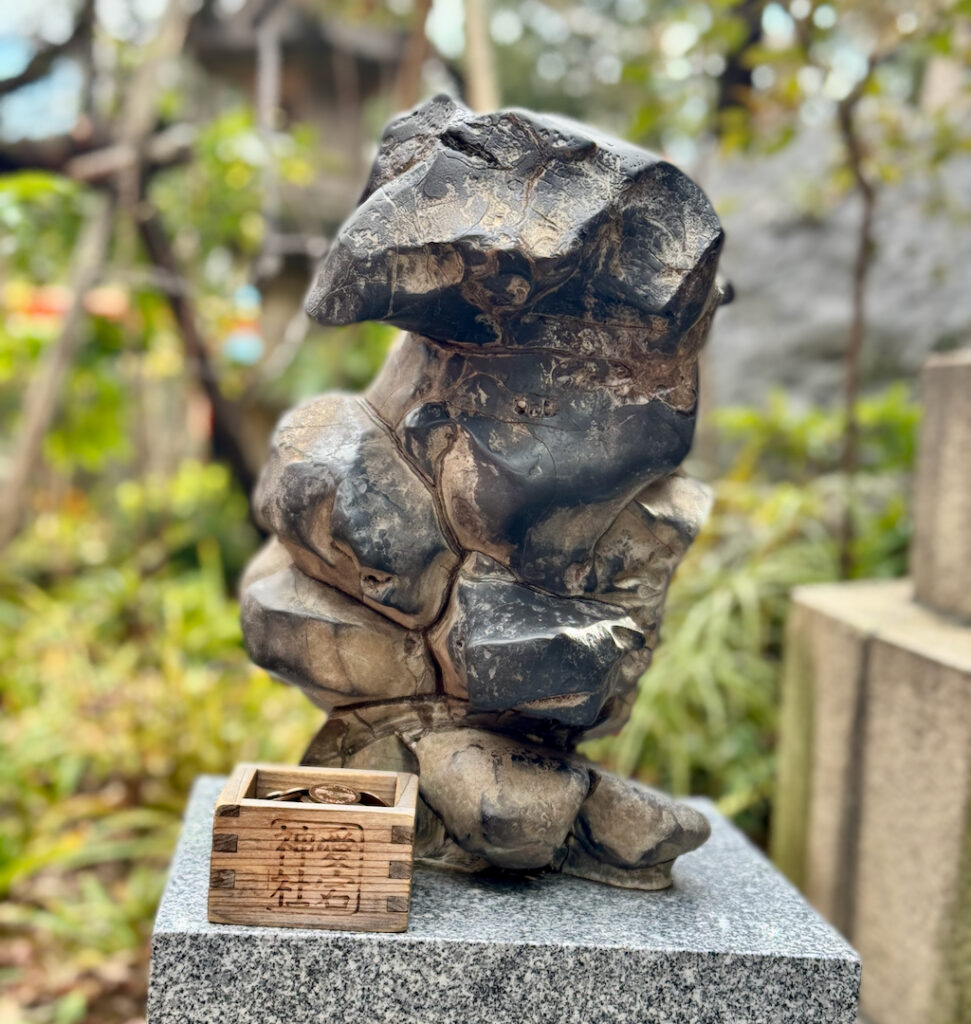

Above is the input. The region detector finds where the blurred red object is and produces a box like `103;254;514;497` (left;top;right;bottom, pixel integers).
2;280;130;325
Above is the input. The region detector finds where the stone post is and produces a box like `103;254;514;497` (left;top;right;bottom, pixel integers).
912;349;971;622
772;349;971;1024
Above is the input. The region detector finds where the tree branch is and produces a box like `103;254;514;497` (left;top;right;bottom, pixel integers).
836;65;877;578
394;0;434;111
464;0;499;111
0;123;196;180
137;205;258;496
64;123;197;183
253;0;285;282
0;194;115;553
0;0;96;98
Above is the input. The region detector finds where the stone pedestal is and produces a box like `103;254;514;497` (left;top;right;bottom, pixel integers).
772;350;971;1024
148;776;859;1024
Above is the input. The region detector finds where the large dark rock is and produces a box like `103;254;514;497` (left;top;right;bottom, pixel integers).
240;97;724;889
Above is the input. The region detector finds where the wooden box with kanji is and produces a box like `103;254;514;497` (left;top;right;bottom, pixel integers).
207;763;418;933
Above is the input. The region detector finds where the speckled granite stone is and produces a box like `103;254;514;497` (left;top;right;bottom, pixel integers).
148;776;860;1024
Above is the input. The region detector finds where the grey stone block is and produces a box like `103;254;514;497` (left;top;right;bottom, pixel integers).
912;348;971;622
773;579;971;1024
148;776;859;1024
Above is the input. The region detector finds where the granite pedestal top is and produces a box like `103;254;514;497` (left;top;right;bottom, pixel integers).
148;775;860;1023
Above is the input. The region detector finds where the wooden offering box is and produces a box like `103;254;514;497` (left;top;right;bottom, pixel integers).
208;763;418;932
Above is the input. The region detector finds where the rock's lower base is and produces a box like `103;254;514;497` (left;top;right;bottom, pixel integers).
303;713;713;885
147;776;860;1024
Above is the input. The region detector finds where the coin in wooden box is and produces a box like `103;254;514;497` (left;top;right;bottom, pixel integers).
208;763;417;932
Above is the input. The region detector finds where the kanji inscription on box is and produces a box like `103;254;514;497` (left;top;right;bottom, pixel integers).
208;763;417;932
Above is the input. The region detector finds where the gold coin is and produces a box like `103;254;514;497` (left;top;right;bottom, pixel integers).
308;783;361;805
265;787;309;802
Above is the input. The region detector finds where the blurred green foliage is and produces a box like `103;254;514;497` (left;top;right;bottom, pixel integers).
0;462;318;1024
270;321;399;405
582;386;918;840
0;173;84;281
150;109;320;262
0;380;917;1021
1;1;954;1019
717;384;920;480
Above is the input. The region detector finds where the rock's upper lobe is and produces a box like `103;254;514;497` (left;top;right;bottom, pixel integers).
307;95;723;356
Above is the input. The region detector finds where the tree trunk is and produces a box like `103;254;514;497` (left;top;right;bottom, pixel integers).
464;0;499;111
0;195;115;551
137;207;258;497
394;0;434;111
836;79;877;579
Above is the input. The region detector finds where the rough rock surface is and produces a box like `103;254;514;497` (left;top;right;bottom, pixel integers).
240;545;436;711
564;768;712;889
241;96;725;890
307;94;723;354
366;334;699;590
253;392;458;629
412;729;591;870
592;473;713;629
429;553;643;731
